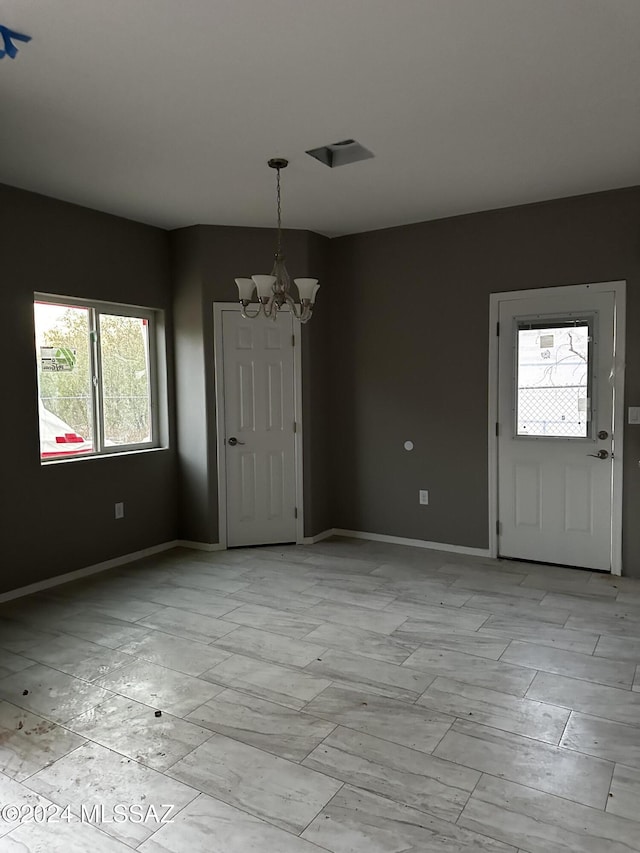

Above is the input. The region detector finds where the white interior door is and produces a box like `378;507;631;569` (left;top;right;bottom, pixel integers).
221;309;297;547
497;289;617;570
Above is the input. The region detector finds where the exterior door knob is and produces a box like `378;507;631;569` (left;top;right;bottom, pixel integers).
227;437;245;446
587;449;609;459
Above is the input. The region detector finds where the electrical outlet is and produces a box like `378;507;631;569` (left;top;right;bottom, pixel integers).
114;502;125;520
419;490;429;505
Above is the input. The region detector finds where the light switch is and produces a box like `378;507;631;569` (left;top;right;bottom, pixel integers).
628;407;640;425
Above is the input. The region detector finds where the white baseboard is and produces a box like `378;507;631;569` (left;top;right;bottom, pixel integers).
1;529;489;604
177;540;226;552
332;528;491;558
0;540;180;604
302;529;336;545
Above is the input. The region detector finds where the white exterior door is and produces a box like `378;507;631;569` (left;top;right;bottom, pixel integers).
221;309;298;547
497;288;618;570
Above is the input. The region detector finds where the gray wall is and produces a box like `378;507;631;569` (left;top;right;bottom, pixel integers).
170;227;213;543
328;186;640;575
4;179;640;590
0;184;177;594
170;225;332;543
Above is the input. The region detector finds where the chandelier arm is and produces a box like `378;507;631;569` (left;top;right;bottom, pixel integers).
240;302;263;320
283;293;303;320
296;299;308;320
263;293;277;318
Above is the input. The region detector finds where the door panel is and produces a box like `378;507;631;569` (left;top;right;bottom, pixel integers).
513;462;541;529
267;362;284;430
239;452;257;522
497;290;615;570
563;465;593;533
222;310;297;547
267;450;285;519
238;363;256;431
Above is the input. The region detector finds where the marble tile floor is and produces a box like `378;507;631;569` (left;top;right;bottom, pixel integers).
0;537;638;851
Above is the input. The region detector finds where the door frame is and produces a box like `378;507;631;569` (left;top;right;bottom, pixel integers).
488;281;626;575
213;302;305;549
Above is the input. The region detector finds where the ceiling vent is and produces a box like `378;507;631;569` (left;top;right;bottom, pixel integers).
306;139;374;168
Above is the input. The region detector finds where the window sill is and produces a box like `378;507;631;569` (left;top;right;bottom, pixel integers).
40;445;170;466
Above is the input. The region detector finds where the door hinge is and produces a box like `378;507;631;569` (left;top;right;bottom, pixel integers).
495;422;500;437
496;322;500;337
292;334;295;347
294;507;298;519
293;421;297;433
496;520;501;536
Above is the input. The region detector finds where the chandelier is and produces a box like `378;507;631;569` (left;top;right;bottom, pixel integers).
235;158;319;323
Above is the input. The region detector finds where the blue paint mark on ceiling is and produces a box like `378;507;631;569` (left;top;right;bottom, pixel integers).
0;25;31;59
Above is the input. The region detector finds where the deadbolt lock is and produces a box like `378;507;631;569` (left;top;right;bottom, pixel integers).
597;430;609;440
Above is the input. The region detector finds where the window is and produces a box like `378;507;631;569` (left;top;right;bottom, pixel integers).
34;296;161;461
515;318;592;438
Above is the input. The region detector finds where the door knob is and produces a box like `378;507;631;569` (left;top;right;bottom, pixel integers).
227;437;245;446
587;449;609;459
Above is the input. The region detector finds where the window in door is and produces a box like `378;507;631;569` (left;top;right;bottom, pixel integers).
515;318;592;438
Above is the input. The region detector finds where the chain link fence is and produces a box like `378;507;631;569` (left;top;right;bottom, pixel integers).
518;385;588;437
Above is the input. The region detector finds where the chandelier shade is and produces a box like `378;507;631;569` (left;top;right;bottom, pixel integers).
235;278;256;301
235;159;319;323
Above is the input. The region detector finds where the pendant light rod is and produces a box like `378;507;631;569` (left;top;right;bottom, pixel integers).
268;158;288;258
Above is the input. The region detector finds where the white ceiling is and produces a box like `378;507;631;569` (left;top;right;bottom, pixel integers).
2;0;640;236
